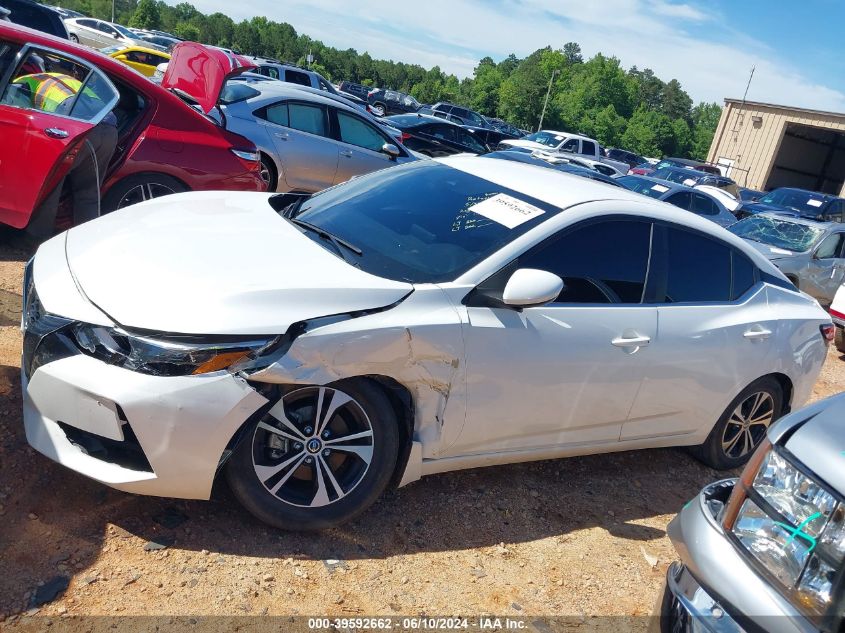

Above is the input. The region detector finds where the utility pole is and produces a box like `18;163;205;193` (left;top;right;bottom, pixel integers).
111;0;115;23
538;69;558;131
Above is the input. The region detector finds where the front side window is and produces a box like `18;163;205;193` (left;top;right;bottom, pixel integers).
288;102;327;136
260;66;279;79
815;233;844;259
691;193;719;216
665;191;692;210
663;227;731;303
1;48;116;121
560;138;579;152
284;69;311;87
337;111;386;151
519;219;652;304
581;140;597;155
459;129;486;153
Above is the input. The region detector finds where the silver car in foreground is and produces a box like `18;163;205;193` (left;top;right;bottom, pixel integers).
657;392;845;633
219;81;416;192
729;213;845;306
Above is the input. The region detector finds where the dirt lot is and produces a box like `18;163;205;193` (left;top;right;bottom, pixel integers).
1;236;843;626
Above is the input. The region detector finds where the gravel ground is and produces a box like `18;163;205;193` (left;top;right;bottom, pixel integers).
1;235;843;626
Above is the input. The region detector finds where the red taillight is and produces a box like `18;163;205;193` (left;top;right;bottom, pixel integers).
820;323;835;344
830;308;845;321
400;132;411;142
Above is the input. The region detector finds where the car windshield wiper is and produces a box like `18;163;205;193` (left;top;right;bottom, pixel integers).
287;217;363;264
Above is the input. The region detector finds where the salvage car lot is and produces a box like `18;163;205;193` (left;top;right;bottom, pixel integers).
1;237;843;622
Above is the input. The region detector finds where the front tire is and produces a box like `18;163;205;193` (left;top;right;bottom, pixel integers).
102;173;187;211
226;380;399;530
691;377;783;470
69;33;79;43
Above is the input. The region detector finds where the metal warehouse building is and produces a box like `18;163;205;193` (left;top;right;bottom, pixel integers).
707;98;845;196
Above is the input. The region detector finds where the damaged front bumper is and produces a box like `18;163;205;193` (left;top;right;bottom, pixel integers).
23;354;267;499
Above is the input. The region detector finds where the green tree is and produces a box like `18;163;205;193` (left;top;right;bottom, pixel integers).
469;57;502;116
173;22;200;41
690;101;722;159
562;42;583;65
661;78;693;121
621;107;676;156
128;0;160;30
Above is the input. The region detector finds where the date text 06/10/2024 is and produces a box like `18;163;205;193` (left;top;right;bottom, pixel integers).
307;617;528;630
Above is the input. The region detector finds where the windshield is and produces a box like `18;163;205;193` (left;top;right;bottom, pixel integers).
111;23;136;38
758;189;829;214
653;168;699;185
728;215;824;252
523;131;564;147
617;176;670;199
292;161;561;283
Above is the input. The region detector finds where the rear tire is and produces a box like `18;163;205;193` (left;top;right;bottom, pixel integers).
69;33;79;43
690;377;783;470
102;173;187;211
259;155;277;191
226;379;399;530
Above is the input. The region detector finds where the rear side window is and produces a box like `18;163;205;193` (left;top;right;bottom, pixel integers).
284;69;311;87
581;140;597;155
815;233;844;259
261;102;328;137
732;251;756;299
520;219;652;303
664;227;731;302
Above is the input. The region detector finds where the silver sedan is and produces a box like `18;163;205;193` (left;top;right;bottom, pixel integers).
219;81;417;193
729;213;845;306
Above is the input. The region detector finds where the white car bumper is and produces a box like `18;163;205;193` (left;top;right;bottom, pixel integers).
23;354;268;499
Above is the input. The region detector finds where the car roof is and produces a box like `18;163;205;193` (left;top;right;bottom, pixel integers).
441;155;648;210
239;80;363;113
770;187;839;201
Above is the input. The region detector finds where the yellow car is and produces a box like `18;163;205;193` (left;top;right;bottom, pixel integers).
102;45;171;78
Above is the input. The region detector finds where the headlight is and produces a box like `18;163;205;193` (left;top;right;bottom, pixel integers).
71;323;277;376
723;443;844;622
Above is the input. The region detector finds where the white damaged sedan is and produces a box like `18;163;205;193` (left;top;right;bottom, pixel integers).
22;157;832;529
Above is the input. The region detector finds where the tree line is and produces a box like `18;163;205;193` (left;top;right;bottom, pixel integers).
53;0;722;159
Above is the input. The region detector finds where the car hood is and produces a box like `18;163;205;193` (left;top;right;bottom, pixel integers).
781;394;845;494
741;201;798;216
500;139;558;151
162;42;256;114
64;192;413;335
741;239;800;261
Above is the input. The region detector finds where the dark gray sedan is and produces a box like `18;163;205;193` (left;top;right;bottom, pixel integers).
729;213;845;306
657;391;844;633
617;174;737;228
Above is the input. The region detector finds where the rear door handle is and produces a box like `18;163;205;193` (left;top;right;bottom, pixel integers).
45;127;69;139
340;150;353;158
611;335;651;348
273;132;289;140
743;327;772;340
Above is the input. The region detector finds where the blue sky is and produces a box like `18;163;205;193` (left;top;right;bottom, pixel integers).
186;0;845;112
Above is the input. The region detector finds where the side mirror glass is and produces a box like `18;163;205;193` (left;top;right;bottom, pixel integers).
502;269;564;308
381;143;400;158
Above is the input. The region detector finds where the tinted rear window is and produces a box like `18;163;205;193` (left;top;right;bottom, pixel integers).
664;228;731;302
293;161;563;283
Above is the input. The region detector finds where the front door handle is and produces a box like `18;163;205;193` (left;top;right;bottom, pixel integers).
340;150;353;158
743;326;772;341
274;132;289;140
611;334;651;348
45;127;69;139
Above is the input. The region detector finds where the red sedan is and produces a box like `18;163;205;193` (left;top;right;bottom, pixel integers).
0;23;266;230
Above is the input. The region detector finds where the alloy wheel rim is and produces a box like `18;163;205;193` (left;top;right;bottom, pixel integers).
251;386;374;508
721;391;774;458
118;182;177;208
259;161;272;186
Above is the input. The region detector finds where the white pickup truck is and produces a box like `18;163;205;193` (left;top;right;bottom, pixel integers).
499;130;630;174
